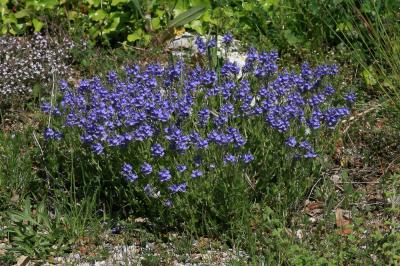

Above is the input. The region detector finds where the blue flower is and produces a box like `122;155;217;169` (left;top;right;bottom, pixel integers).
43;44;352;203
176;165;187;173
126;172;138;182
324;86;335;95
222;32;233;44
163;199;173;207
299;140;313;151
220;103;235;115
344;92;356;103
121;163;138;182
221;62;240;76
224;153;237;164
195;36;206;55
191;169;203;178
198;108;210;126
308;93;326;107
241;153;254;164
44;128;62;141
159;169;171;182
168;182;187;193
151;143;165;158
207;37;217;48
285;136;297;148
91;142;104;155
304;151;318;158
140;162;153;175
324;107;350;128
144;184;153;196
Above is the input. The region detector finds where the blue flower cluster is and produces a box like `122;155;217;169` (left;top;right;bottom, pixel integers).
44;44;352;206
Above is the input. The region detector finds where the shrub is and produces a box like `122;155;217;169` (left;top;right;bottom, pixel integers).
42;40;353;236
0;33;74;100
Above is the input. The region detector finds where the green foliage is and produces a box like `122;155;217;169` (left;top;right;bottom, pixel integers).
0;0;64;35
0;0;207;46
6;198;70;258
5;194;100;259
0;129;42;201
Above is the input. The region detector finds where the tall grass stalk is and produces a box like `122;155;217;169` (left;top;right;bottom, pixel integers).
323;1;400;106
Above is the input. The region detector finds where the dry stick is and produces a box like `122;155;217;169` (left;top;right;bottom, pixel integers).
244;173;256;191
383;155;400;176
334;197;345;210
48;72;56;128
342;104;380;134
335;181;380;184
32;131;44;156
307;177;322;200
130;46;147;51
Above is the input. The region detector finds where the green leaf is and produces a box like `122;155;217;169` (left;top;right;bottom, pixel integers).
4;13;17;24
260;0;279;10
111;0;129;6
242;2;254;11
88;0;101;7
90;9;107;21
151;17;161;30
88;26;101;37
143;33;151;44
174;0;190;12
67;10;78;20
283;29;302;46
362;67;377;86
103;17;120;34
127;29;143;42
192;0;211;8
188;20;203;34
15;9;30;19
132;0;143;18
30;0;59;9
200;10;216;24
1;25;7;34
168;5;206;28
43;0;59;8
32;18;43;32
32;84;42;98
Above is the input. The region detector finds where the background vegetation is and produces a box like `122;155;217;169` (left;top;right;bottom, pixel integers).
0;0;399;265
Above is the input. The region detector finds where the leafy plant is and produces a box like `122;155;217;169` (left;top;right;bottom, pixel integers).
41;40;353;239
6;198;70;258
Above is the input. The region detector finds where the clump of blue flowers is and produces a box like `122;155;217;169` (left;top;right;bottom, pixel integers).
43;43;353;212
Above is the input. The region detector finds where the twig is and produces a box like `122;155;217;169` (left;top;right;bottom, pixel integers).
342;104;380;134
307;177;322;200
334;197;345;210
335;181;380;184
383;155;400;176
244;173;256;191
48;72;56;128
131;46;148;51
350;202;386;206
32;131;44;156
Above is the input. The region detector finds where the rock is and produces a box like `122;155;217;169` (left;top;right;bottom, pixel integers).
16;255;30;266
167;33;247;78
167;33;197;51
296;229;303;240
